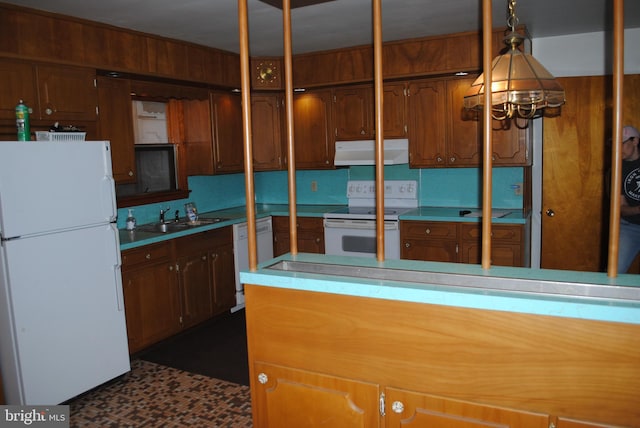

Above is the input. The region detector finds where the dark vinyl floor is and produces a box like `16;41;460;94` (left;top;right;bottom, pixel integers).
138;309;250;386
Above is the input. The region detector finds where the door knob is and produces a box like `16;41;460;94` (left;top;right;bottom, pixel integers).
545;209;555;217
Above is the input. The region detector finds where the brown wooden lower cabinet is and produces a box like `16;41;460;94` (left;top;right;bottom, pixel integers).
121;241;181;354
272;216;325;256
401;220;527;267
246;285;639;427
121;227;235;353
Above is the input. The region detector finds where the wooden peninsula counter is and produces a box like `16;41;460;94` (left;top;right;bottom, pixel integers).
241;253;640;427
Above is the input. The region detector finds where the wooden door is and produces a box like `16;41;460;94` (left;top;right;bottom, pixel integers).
293;89;334;169
385;388;549;428
252;361;380;428
176;251;213;329
35;64;97;121
210;243;236;315
96;76;136;183
408;79;446;167
333;85;373;140
0;59;37;121
251;93;283;171
210;91;244;173
383;82;408;138
181;99;214;176
542;75;640;271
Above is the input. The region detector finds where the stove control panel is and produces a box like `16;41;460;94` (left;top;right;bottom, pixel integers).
347;180;418;201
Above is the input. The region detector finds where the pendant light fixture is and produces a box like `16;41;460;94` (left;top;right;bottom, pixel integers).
463;0;565;122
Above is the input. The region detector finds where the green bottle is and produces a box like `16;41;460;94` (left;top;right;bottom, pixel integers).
16;99;30;141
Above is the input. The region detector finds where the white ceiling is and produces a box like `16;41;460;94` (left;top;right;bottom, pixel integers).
5;0;640;56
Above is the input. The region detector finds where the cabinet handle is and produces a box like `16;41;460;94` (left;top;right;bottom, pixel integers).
546;209;555;217
391;401;405;414
258;373;268;384
145;253;151;259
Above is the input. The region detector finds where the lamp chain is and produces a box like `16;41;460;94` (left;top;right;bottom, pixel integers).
507;0;519;32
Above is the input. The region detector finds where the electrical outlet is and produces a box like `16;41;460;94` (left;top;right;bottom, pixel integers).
311;181;318;192
511;183;522;196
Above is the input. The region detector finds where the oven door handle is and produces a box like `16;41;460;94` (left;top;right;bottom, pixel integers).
323;219;398;230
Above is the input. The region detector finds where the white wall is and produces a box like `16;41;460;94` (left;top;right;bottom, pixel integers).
529;28;640;268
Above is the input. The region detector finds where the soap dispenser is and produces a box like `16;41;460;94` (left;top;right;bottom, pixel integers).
126;209;137;231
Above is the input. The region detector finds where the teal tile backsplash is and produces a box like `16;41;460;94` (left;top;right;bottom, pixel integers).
117;166;523;228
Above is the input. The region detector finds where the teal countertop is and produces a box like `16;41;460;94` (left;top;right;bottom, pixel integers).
240;253;640;325
118;204;528;250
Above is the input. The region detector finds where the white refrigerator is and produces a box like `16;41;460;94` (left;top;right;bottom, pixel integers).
0;141;130;405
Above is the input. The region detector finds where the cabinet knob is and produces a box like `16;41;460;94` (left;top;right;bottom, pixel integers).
450;156;456;163
169;265;174;271
391;401;405;413
202;255;207;261
425;228;431;234
360;129;365;135
145;253;151;259
315;238;321;243
436;156;443;163
545;209;555;217
128;170;134;177
258;373;268;384
404;242;410;248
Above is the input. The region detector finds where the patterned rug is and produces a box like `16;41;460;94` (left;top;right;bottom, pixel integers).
68;359;253;427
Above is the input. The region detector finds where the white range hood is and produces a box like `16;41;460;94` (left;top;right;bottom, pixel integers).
334;139;409;166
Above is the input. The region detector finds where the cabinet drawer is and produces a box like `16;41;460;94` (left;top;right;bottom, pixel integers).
460;224;522;243
122;242;172;269
401;221;457;240
174;226;232;254
273;216;323;233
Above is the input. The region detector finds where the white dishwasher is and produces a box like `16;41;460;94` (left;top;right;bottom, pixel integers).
232;216;273;312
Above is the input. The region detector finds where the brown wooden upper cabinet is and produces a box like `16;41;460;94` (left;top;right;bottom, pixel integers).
0;59;97;123
210;91;244;173
293;89;334;169
35;64;97;122
96;76;136;184
331;83;408;141
408;76;528;168
251;93;285;171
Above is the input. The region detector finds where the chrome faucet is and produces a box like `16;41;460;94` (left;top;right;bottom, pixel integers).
159;206;170;223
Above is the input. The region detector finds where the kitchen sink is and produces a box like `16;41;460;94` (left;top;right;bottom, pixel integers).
135;217;229;234
136;222;191;234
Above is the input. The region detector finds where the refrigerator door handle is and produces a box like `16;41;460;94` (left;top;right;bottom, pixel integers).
102;175;118;222
114;264;124;312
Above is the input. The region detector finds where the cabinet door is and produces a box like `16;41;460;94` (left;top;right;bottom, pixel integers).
408;79;446;167
293;89;334;169
459;224;524;267
383;82;407;138
176;251;213;329
251;93;284;171
447;78;482;166
35;64;97;121
385;387;549;428
122;247;181;354
182;99;215;176
0;59;37;121
253;361;380;428
448;76;528;167
272;216;325;255
210;91;244;173
333;85;373;140
96;76;136;183
401;221;458;262
210;243;236;315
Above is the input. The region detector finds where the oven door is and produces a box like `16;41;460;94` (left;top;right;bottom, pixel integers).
323;218;400;259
